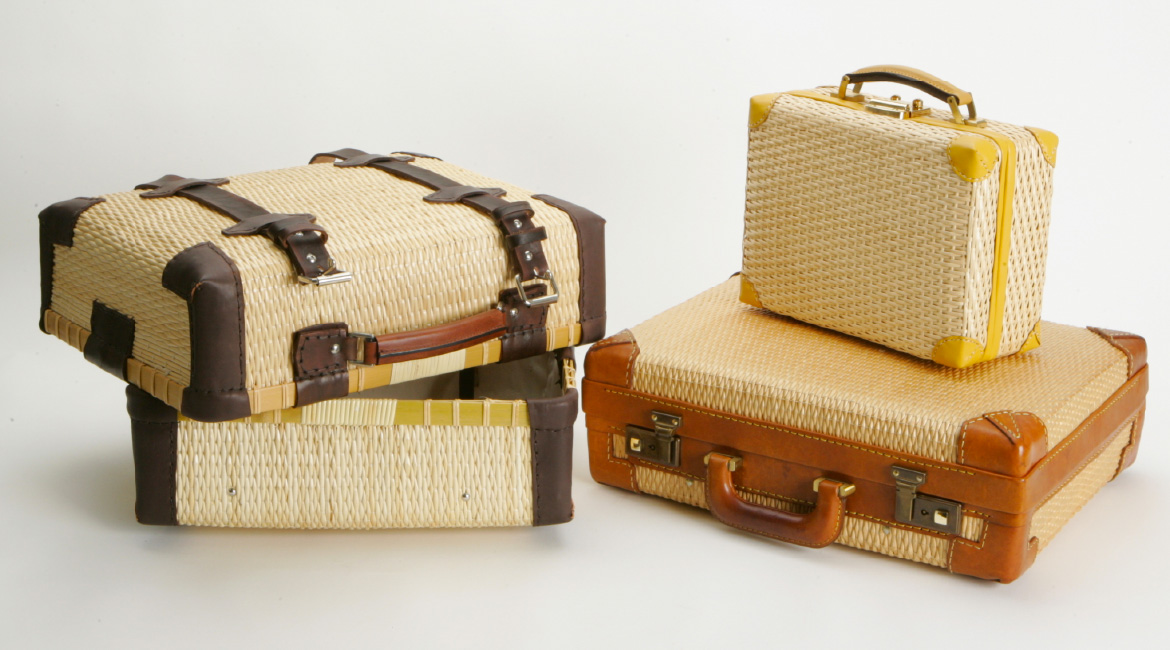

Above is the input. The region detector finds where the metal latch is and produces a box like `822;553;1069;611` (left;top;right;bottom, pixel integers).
625;411;682;467
863;95;932;120
891;466;963;535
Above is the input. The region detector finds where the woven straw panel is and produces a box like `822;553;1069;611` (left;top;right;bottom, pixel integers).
628;457;986;568
51;155;581;390
629;279;1128;462
175;419;534;529
1030;420;1134;550
743;89;1053;360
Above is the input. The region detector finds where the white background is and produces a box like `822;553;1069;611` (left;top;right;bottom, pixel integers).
2;1;1167;647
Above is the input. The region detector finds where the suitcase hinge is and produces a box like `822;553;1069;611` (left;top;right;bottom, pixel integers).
625;411;682;467
891;466;963;535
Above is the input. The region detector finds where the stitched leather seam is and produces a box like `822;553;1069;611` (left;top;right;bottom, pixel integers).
1030;380;1139;476
1034;415;1136;511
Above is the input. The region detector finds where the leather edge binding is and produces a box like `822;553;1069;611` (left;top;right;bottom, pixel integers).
527;349;578;526
162;242;251;422
83;300;136;380
38;197;105;332
127;385;179;526
533;194;606;345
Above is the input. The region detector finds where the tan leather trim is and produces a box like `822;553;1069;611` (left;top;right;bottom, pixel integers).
583;329;639;389
958;411;1048;477
1115;407;1146;478
948;519;1037;583
1088;327;1147;377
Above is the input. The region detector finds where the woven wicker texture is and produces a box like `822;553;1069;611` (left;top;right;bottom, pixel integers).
1030;420;1134;550
628;279;1128;462
175;420;533;529
742;88;1052;361
50;155;582;393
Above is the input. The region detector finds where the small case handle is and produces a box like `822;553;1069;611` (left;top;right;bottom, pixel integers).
704;452;853;548
839;64;980;124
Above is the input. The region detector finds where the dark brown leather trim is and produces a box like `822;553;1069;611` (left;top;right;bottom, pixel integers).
498;286;549;364
83;301;135;380
126;386;178;526
1088;327;1147;377
583;329;638;388
293;323;350;407
38;197;104;332
137;175;340;282
527;350;577;526
533;194;607;345
162;243;250;422
958;411;1048;477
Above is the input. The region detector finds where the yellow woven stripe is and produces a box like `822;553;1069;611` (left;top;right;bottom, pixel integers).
783;91;1016;362
183;398;529;427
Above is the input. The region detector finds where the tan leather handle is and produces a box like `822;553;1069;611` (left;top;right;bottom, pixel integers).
704;452;852;548
839;65;980;124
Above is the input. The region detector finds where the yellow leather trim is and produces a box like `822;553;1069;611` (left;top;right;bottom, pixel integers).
749;93;782;129
1025;127;1058;166
783;90;1017;364
1019;321;1042;354
739;275;764;308
931;337;985;369
946;134;998;182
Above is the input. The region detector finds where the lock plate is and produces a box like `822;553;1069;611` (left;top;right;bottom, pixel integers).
891;466;963;535
625;411;681;467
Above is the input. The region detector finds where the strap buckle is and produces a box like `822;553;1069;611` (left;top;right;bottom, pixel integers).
513;270;560;307
346;331;377;365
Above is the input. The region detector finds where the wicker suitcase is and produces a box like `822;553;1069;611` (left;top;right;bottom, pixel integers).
741;65;1055;368
582;279;1147;582
128;349;576;528
40;148;604;422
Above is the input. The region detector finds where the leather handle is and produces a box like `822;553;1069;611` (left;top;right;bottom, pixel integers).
363;308;508;365
704;452;852;548
841;64;973;106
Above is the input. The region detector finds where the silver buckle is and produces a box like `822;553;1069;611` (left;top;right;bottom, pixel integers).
298;270;353;286
513;270;560;307
347;332;376;365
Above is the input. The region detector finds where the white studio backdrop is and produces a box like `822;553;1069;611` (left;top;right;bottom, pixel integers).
1;1;1167;647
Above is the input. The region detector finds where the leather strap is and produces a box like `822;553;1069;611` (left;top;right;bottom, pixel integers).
312;149;551;284
135;175;348;284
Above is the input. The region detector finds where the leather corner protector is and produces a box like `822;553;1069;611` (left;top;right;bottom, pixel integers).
583;329;639;389
129;394;179;526
949;520;1038;583
739;275;764;308
1025;127;1059;166
529;388;577;526
959;411;1048;477
931;336;985;369
39;197;105;331
1019;322;1042;354
947;134;998;183
1088;327;1147;378
749;93;782;129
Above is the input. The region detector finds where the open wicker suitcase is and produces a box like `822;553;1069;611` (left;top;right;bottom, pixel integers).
583;279;1147;582
40;149;604;422
741;65;1055;368
128;349;576;529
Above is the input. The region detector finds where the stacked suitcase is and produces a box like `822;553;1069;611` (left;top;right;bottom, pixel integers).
40;148;605;529
582;66;1147;582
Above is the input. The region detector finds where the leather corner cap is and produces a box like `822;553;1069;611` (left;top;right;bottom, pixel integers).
583;330;638;388
1088;327;1147;377
959;412;1047;477
39;197;105;332
528;388;578;526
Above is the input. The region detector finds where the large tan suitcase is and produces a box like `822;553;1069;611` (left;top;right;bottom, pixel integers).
583;278;1146;582
741;65;1056;368
39;149;604;421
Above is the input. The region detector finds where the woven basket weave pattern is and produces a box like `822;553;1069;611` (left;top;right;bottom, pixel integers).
51;157;582;390
743;89;1053;361
629;280;1127;462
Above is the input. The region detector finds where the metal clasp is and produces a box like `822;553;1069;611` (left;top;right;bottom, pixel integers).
514;269;560;307
298;270;354;286
346;331;376;365
891;466;963;535
862;96;932;120
626;411;682;467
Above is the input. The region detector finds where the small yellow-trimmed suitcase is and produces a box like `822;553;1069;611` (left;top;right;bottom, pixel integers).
127;349;576;528
583;279;1147;582
39;149;604;421
741;65;1056;368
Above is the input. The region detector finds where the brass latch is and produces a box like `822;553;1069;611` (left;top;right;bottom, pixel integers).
626;411;682;467
862;95;932;120
891;466;963;535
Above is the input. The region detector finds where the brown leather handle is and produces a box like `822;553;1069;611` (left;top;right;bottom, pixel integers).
363;308;507;364
705;452;852;548
839;64;980;124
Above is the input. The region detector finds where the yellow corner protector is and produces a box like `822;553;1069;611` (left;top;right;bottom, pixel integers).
1019;322;1042;354
1025;127;1059;167
946;134;998;182
749;93;782;128
739;276;764;308
932;337;986;369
